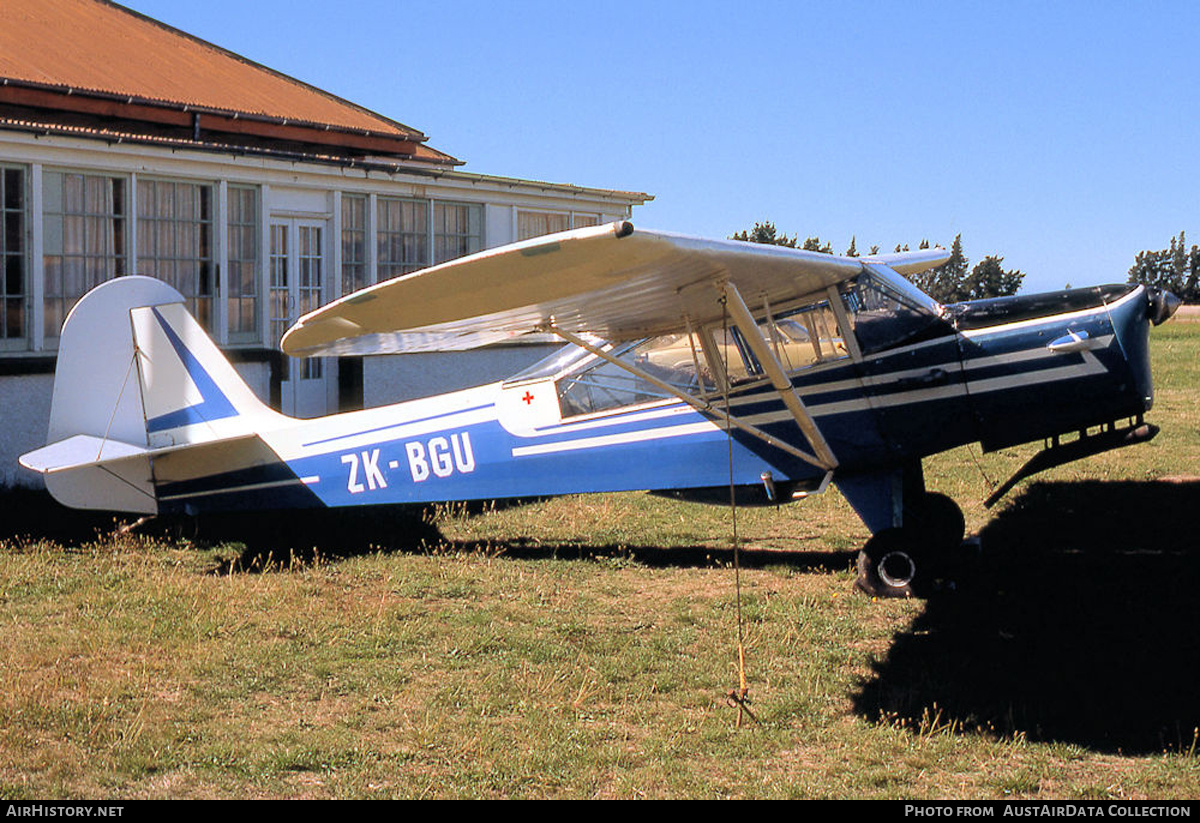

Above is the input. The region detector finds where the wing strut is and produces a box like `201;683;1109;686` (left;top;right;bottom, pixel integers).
547;325;836;472
718;281;839;471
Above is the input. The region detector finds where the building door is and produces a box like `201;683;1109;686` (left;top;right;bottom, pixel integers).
269;218;332;417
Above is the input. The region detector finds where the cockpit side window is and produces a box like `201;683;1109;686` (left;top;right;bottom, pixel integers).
706;326;760;384
556;334;714;418
706;299;851;383
767;300;851;370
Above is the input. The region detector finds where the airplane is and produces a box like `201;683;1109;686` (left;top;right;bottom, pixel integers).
19;221;1180;597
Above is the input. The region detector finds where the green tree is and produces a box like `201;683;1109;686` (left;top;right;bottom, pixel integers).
731;221;796;247
730;222;834;254
1189;246;1200;300
937;234;969;301
962;255;1025;300
731;224;1024;300
1128;231;1198;301
907;233;966;300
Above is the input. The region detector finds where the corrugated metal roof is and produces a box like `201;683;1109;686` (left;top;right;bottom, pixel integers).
0;0;449;159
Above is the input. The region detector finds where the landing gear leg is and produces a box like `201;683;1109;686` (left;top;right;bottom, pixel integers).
906;492;965;551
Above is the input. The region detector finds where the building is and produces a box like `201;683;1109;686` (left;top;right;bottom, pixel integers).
0;0;650;487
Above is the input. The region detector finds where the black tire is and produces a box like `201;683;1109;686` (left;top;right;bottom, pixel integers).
905;492;966;551
856;528;925;598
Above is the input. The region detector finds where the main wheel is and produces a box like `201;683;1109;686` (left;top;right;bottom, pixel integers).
856;528;926;598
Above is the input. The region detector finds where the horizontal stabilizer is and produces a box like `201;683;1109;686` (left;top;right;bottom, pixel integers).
22;431;272;515
19;434;147;474
22;435;156;514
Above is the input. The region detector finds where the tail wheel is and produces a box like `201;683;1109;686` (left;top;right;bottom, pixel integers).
856;528;925;598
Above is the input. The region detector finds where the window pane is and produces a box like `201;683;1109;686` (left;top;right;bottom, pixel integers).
556;336;712;418
42;170;126;340
137;179;214;330
341;194;367;295
4;213;20;252
433;202;482;264
377;196;428;279
226;186;259;341
0;166;27;342
517;211;569;241
4;169;23;210
842;272;940;355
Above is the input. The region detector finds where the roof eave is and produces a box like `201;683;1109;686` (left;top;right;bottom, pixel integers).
0;77;459;162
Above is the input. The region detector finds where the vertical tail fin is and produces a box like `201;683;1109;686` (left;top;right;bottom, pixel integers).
22;276;282;512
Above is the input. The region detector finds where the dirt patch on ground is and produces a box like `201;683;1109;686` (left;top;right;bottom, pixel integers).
1173;305;1200;321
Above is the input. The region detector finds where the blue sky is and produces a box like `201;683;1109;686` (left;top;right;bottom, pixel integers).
126;0;1199;293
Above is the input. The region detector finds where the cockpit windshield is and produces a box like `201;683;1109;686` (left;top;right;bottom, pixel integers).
505;342;596;385
841;267;945;354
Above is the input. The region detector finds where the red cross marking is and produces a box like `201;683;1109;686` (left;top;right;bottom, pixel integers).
522;391;535;405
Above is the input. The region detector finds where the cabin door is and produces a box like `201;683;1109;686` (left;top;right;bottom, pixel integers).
269;219;332;417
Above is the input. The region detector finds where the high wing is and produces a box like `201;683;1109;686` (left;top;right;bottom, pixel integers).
281;222;948;357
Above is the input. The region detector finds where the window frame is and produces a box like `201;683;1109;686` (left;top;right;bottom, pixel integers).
376;195;428;281
135;176;216;332
340;193;368;297
432;200;483;265
0;164;29;350
225;183;260;344
41;167;129;344
516;209;601;241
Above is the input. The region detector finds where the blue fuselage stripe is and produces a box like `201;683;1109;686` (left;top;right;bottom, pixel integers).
145;307;239;432
300;403;497;448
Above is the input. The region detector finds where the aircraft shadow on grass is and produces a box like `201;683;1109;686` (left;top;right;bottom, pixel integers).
192;500;859;577
0;487;855;574
853;478;1200;755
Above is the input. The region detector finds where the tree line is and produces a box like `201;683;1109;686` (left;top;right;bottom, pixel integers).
1126;231;1199;302
731;221;1024;302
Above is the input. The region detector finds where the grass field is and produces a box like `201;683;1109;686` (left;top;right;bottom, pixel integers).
2;322;1199;799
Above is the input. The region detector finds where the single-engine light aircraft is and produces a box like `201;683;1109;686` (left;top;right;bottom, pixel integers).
20;222;1180;596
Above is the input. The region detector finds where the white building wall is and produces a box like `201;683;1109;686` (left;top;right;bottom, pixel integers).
233;362;271;407
484;203;515;247
0;375;52;488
